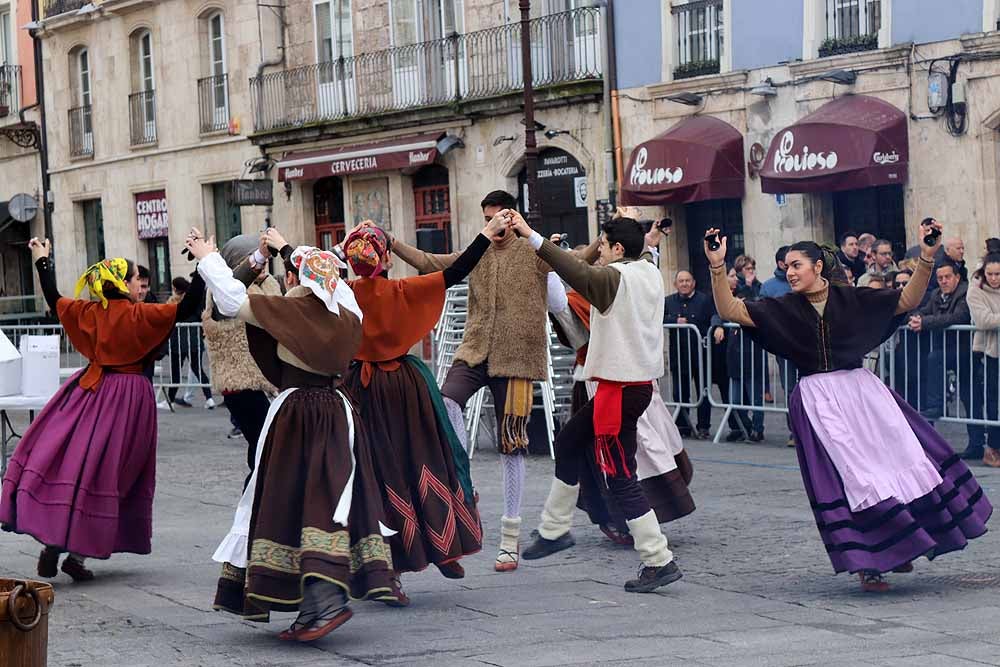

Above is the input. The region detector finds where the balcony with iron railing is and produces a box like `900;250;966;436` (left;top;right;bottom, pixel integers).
68;105;94;158
198;73;231;134
820;0;882;57
672;0;723;80
129;90;157;146
43;0;89;18
0;65;21;122
251;7;602;135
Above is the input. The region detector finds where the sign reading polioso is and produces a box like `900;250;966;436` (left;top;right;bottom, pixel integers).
277;137;441;182
136;190;169;239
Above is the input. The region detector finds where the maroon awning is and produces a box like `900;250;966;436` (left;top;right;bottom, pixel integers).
277;133;443;182
760;95;908;194
620;116;746;206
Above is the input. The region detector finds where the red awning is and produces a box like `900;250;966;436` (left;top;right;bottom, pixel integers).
620;116;746;206
760;95;908;194
277;133;443;182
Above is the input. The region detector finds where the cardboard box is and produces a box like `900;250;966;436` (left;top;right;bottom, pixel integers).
20;335;60;398
0;331;21;397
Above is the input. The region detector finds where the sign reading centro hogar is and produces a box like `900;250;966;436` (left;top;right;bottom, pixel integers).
136;190;169;239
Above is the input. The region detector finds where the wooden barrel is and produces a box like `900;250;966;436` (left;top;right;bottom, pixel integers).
0;579;55;667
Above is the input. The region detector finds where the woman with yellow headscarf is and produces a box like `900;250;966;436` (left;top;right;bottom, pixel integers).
0;238;206;582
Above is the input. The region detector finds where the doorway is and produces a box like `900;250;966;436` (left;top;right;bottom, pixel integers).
518;147;589;247
833;184;905;260
147;238;172;302
684;198;745;293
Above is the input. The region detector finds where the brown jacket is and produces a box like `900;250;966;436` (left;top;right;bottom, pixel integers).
393;235;550;380
202;275;281;394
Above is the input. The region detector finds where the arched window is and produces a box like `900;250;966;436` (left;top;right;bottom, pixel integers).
68;47;94;157
129;29;157;144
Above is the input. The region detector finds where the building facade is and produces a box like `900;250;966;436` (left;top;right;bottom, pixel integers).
251;0;607;273
0;0;44;317
615;0;1000;290
35;0;275;298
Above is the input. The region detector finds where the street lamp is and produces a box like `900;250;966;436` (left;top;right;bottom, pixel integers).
519;0;541;227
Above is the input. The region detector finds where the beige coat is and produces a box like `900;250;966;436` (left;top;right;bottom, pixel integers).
202;275;281;393
393;236;550;381
968;279;1000;358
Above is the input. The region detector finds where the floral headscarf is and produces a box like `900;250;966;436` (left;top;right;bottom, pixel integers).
289;246;363;320
74;258;130;308
344;225;391;278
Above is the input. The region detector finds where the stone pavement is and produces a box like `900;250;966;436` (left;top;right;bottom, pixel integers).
2;406;999;667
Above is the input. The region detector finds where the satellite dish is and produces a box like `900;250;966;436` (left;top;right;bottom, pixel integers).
8;193;39;223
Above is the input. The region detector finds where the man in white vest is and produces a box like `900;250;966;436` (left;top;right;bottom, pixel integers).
508;213;682;593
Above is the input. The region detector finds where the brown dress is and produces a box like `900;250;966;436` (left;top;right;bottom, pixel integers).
214;291;396;620
344;274;482;573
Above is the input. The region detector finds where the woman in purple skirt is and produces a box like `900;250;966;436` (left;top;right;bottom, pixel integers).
0;238;204;580
706;220;991;592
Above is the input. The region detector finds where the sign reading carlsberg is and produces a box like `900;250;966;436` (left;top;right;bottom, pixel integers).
629;147;684;187
772;131;839;174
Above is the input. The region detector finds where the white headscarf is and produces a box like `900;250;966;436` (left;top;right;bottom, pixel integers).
289;246;363;321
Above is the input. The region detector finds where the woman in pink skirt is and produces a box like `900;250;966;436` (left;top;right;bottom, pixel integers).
0;238;204;580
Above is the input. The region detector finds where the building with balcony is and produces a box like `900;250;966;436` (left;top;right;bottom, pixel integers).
0;0;45;319
34;0;272;298
254;0;607;257
614;0;1000;289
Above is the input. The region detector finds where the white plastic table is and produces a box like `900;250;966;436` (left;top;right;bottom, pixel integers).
0;394;53;476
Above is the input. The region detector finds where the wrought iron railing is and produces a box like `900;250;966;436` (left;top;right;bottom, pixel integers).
68;105;94;157
198;73;230;134
821;0;881;57
672;0;723;80
43;0;88;18
0;65;21;120
251;7;602;133
129;90;157;146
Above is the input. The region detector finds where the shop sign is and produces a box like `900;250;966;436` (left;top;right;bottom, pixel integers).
229;179;274;207
628;147;684;187
136;190;169;239
772;131;839;174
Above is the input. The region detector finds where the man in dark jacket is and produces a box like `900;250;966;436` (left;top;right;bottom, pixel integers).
664;270;714;438
913;261;983;458
836;232;867;284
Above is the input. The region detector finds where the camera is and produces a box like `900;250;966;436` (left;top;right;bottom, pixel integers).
557;233;570;250
923;226;941;248
656;218;673;232
705;231;721;252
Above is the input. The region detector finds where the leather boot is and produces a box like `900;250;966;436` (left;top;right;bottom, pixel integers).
523;478;579;560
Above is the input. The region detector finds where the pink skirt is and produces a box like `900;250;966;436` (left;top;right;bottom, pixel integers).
0;371;158;559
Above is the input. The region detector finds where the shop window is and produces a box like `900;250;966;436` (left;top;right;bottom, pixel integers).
81;199;105;266
414;164;452;253
147;238;172;301
684;198;744;294
315;176;346;250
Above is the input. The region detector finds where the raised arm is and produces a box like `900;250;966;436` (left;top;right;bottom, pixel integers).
174;273;207;322
895;256;933;315
703;228;754;327
29;239;61;314
535;238;621;313
392;237;460;273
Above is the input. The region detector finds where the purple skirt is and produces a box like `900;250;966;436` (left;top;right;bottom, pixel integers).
790;383;992;574
0;371;158;559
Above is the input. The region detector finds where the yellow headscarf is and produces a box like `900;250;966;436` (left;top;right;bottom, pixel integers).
74;258;131;308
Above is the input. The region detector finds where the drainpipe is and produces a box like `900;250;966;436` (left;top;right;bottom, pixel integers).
600;0;617;210
28;3;53;247
255;0;286;230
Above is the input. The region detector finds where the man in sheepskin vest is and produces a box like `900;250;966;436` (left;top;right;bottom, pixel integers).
391;190;549;573
202;234;281;488
511;213;683;594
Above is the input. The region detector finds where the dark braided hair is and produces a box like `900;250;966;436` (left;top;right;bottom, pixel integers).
786;241;851;287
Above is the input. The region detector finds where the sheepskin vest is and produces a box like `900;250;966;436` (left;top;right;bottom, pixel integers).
202;276;281;394
454;237;549;381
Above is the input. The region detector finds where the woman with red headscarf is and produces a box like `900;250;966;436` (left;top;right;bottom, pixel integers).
340;216;504;605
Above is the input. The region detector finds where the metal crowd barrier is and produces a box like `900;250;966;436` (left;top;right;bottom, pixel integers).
0;323;213;393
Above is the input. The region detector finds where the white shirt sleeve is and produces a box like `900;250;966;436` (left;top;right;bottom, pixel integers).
528;231;544;250
197;252;249;318
547;272;569;313
648;246;660;267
